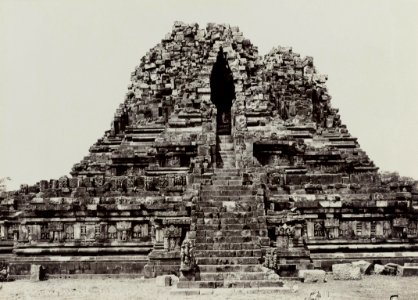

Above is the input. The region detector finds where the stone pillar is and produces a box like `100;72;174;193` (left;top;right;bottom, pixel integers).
0;225;5;239
294;224;302;239
155;228;164;243
30;265;46;281
73;223;81;240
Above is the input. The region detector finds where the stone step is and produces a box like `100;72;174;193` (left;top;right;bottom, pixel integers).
275;264;299;277
201;217;266;225
195;236;256;244
198;264;264;273
213;168;241;175
195;249;262;257
199;272;268;281
216;158;236;163
218;149;235;154
201;190;253;196
216;156;236;160
216;162;236;168
218;135;233;143
199;195;256;201
197;223;258;231
216;157;236;161
201;185;251;191
196;204;264;213
201;219;265;228
196;234;260;243
196;201;223;208
195;256;261;265
196;229;267;237
197;201;262;208
197;215;263;223
195;243;260;251
217;143;234;151
171;287;292;296
195;206;262;213
210;175;241;181
195;207;223;213
195;211;259;218
217;153;235;157
202;211;259;218
177;280;284;289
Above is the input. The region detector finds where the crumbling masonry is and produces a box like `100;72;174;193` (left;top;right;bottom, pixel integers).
1;22;417;287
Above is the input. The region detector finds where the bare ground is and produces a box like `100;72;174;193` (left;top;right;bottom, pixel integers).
0;275;416;300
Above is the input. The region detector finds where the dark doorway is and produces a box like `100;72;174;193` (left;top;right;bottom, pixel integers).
210;47;235;135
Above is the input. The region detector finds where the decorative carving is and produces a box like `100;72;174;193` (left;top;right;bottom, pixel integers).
408;221;417;237
383;221;392;238
339;221;352;238
163;225;181;251
263;248;278;270
145;176;158;191
276;224;295;237
40;225;49;241
107;225;117;240
65;224;74;240
163;225;181;237
133;223;149;239
58;176;69;189
20;225;29;241
180;239;195;272
235;115;246;131
166;156;180;167
158;176;169;189
393;218;408;228
174;175;186;186
314;222;325;237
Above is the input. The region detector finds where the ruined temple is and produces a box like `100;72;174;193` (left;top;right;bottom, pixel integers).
1;22;417;287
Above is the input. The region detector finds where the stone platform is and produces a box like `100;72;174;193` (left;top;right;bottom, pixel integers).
0;21;417;283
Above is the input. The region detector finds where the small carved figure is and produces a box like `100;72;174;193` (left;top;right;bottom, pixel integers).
180;239;195;271
0;265;9;282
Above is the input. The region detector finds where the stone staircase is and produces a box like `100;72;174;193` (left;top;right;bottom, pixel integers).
177;168;286;289
216;135;236;168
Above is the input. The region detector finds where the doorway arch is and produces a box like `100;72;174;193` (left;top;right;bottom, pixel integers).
210;47;236;135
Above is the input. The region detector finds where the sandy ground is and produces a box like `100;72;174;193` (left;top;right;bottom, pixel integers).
0;275;416;300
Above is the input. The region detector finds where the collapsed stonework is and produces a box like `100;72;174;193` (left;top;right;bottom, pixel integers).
1;22;417;286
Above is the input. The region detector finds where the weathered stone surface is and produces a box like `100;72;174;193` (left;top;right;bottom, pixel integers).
30;265;45;282
401;264;418;277
383;263;403;276
0;21;417;283
156;275;171;287
0;265;8;282
374;264;385;274
352;260;372;275
332;263;361;280
299;269;326;283
156;274;179;286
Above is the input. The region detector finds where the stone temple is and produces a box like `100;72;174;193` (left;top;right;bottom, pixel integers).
1;22;417;287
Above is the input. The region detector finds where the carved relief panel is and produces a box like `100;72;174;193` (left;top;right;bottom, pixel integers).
163;225;182;252
132;223;149;240
324;219;339;239
276;224;295;249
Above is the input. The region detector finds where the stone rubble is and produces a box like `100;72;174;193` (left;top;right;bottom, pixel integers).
0;22;417;289
332;263;362;280
298;269;326;283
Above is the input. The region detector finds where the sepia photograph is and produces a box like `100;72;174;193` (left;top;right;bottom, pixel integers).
0;0;417;299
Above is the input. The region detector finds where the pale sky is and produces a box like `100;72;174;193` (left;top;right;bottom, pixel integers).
0;0;417;190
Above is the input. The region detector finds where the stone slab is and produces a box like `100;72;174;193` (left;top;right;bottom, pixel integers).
299;269;326;283
352;260;372;275
332;263;361;280
400;266;418;276
30;264;45;281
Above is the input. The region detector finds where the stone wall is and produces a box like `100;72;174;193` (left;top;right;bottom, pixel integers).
0;22;417;277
